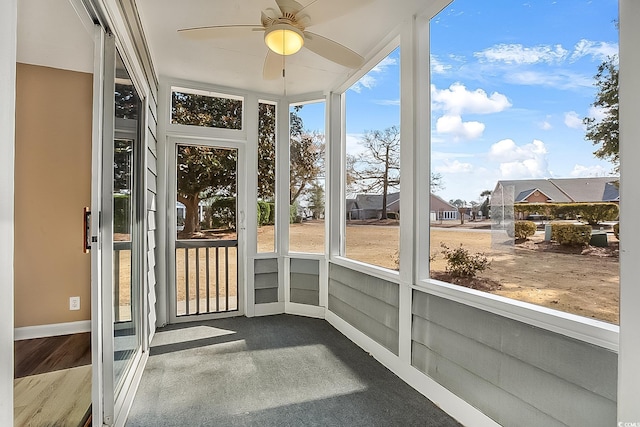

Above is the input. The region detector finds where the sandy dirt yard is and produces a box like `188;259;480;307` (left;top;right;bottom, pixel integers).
286;220;619;324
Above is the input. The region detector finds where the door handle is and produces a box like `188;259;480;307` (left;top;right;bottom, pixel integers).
83;207;91;253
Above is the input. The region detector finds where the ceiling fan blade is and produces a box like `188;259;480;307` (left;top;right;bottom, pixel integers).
261;10;278;27
178;25;262;40
263;50;283;80
303;32;364;69
275;0;304;16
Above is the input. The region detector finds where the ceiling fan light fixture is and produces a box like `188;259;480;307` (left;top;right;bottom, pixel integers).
264;24;304;55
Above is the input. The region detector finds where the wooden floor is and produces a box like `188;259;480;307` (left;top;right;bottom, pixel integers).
14;332;91;378
14;332;92;427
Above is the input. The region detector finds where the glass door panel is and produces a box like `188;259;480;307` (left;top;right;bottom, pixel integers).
112;52;142;394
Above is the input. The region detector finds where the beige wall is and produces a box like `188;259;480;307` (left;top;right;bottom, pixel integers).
14;63;92;327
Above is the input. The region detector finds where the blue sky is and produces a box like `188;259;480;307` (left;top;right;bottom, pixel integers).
300;0;619;204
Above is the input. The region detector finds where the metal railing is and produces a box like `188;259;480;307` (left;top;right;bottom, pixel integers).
175;239;238;316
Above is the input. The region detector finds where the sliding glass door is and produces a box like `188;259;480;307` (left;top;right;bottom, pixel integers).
91;29;145;426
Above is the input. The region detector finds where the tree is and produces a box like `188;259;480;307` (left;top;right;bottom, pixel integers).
308;183;325;219
430;172;445;193
257;103;276;201
583;55;619;172
176;146;236;235
352;126;401;219
479;190;491;218
449;199;466;208
172;92;241;235
290;130;324;204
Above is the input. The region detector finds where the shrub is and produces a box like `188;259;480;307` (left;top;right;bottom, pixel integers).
551;223;592;246
290;203;302;224
514;220;536;240
114;194;130;234
576;203;618;226
440;243;490;278
209;197;236;229
515;202;619;225
257;201;271;226
614;222;619;240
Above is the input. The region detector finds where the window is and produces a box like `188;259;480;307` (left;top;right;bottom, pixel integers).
171;87;243;130
344;48;401;270
289;101;326;253
257;101;276;253
429;0;619;324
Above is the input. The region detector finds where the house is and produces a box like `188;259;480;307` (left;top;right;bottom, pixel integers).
430;193;460;221
493;177;620;219
3;1;640;426
347;192;400;219
347;192;458;221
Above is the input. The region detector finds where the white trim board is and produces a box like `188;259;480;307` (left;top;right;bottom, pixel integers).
14;320;91;341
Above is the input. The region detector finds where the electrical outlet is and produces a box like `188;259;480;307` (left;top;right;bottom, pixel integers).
69;296;80;311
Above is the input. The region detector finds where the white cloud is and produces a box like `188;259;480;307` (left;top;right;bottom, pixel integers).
569;164;611;177
350;56;397;93
506;70;593;89
571;39;618;62
373;99;400;106
431;83;511;115
474;43;569;64
436;114;485;140
564;111;584;129
539;120;552;130
431;55;451;74
435;160;474;173
488;139;549;179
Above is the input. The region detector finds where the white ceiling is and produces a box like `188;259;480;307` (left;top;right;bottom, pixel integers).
136;0;448;96
16;0;449;95
17;0;94;74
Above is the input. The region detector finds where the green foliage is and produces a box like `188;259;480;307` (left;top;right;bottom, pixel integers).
257;201;272;226
514;202;619;225
290;203;302;224
113;194;130;234
440;243;490;278
551;224;592;246
514;221;537;240
258;103;276;201
308;183;325;219
576;203;619;226
614;222;619;239
171;91;242;129
208;197;236;230
583;56;619;172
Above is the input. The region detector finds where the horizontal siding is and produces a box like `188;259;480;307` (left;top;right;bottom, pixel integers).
290;258;319;306
328;263;399;354
255;258;278;304
290;288;319;306
411;291;617;427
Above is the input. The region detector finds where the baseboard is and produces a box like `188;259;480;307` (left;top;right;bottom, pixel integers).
14;320;91;341
285;302;325;319
253;302;285;317
325;310;499;427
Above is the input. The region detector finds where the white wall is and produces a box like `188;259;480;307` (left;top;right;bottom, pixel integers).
0;0;16;424
618;0;640;423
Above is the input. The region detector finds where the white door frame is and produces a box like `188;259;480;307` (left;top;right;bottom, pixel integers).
167;136;247;324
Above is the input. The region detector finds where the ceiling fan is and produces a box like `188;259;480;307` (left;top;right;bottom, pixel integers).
178;0;365;80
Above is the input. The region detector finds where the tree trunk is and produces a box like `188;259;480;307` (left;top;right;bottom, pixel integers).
458;207;466;225
381;149;389;219
181;195;200;236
